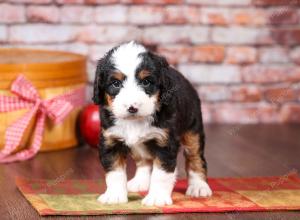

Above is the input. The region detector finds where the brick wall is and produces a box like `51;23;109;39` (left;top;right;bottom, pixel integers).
1;0;300;123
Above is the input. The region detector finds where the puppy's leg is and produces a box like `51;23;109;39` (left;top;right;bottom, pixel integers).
97;137;129;204
142;139;179;206
142;159;177;206
182;130;212;197
127;152;152;192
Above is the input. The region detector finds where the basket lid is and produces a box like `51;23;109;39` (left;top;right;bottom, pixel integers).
0;48;87;89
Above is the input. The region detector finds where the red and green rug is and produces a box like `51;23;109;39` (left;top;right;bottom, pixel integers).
16;174;300;216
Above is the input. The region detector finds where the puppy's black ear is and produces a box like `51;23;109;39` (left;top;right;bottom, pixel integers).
150;53;174;105
92;58;105;105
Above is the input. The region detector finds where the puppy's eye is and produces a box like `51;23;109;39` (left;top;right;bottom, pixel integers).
141;79;151;87
111;80;121;88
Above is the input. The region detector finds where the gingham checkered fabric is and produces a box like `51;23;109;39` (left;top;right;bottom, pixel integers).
0;75;85;163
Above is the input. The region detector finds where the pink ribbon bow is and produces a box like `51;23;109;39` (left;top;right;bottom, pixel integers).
0;75;85;163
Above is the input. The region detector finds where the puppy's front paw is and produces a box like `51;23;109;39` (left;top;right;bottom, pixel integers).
142;193;173;206
97;190;128;204
186;180;212;197
127;177;149;192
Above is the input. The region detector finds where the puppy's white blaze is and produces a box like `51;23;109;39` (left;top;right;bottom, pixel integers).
97;168;128;204
112;41;146;77
142;165;177;206
110;41;157;119
186;170;212;198
127;165;151;192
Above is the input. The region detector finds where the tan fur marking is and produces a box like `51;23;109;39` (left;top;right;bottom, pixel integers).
105;93;113;107
137;70;151;80
131;150;152;167
156;128;169;147
112;153;126;169
104;134;123;147
112;71;126;81
182;131;206;176
153;158;162;167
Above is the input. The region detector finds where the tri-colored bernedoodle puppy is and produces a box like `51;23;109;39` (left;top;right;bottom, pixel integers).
93;41;212;206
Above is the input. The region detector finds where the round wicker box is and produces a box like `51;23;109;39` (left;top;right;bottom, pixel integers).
0;48;87;152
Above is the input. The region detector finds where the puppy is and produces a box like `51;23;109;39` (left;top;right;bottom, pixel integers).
93;41;212;206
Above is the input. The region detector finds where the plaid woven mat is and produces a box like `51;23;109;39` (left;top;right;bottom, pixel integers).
16;174;300;216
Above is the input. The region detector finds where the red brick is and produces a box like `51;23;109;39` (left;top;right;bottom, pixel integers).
232;9;267;26
0;4;25;23
290;46;300;64
187;0;251;6
122;0;182;4
76;25;141;43
242;65;300;83
128;6;163;24
259;47;289;64
56;0;84;3
268;8;299;25
157;45;191;64
230;86;262;102
183;6;202;23
264;86;297;103
95;6;127;23
191;45;225;63
163;6;201;24
84;0;118;3
163;6;186;24
252;0;300;6
280;104;300;122
9;0;51;3
61;6;93;23
226;46;257;64
201;8;229;25
27;6;59;23
271;28;300;45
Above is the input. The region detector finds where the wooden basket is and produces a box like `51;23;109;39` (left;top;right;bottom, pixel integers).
0;48;87;152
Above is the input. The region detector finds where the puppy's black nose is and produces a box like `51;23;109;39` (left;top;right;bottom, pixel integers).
128;106;138;114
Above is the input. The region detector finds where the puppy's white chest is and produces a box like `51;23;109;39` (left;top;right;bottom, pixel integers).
106;118;166;147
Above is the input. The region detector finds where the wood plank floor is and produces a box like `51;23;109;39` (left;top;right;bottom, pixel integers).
0;124;300;220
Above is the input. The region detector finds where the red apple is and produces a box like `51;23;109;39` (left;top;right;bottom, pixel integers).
80;104;101;148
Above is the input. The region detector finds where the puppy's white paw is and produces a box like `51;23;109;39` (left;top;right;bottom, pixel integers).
186;180;212;197
97;190;128;204
127;177;149;192
142;193;173;206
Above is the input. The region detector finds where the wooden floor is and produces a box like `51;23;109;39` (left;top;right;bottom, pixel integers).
0;124;300;220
